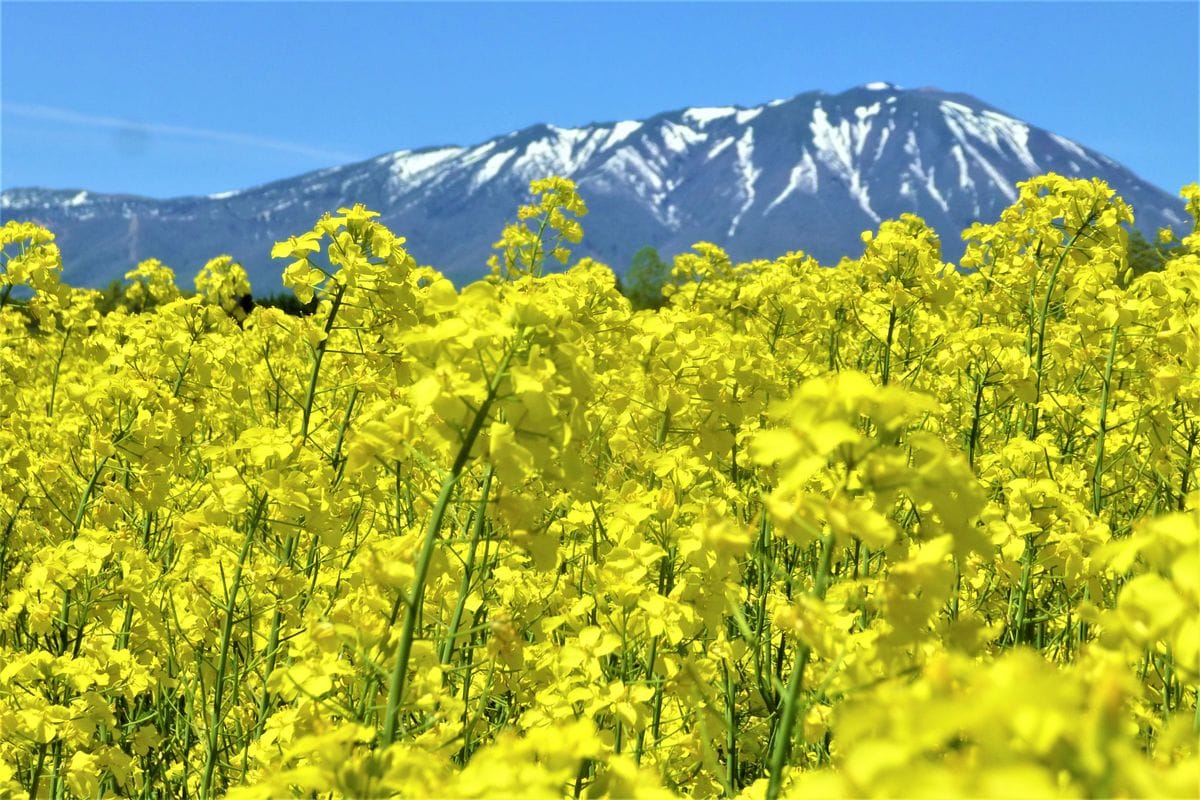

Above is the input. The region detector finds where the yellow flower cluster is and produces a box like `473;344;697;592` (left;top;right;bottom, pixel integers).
0;175;1196;799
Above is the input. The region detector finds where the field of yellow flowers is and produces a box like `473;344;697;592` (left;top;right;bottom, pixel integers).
0;174;1197;798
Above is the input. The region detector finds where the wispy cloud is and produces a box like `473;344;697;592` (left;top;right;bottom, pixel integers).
2;103;362;163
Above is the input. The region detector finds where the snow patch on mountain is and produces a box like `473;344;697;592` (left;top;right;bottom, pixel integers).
903;131;949;213
810;106;879;222
474;149;517;188
1049;133;1093;163
736;107;763;125
872;122;892;162
707;137;735;160
604;146;664;195
512;127;599;180
663;204;682;230
853;103;882;156
660;121;707;154
554;127;609;173
389;147;465;192
949;145;974;190
640;137;667;167
603;121;643;150
940;101;1038;174
684;107;736;126
459;141;498;167
728;127;761;236
918;167;949;213
941;112;1018;202
391;147;463;177
765;149;818;214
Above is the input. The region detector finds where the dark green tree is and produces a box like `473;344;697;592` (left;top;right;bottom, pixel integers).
623;246;670;311
255;290;318;316
1126;227;1180;277
95;278;129;315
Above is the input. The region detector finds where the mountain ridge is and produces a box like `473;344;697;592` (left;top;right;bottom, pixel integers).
2;84;1187;290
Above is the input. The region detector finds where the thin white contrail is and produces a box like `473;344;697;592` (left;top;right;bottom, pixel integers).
2;103;362;163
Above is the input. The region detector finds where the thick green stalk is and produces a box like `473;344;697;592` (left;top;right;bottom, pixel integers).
251;610;283;740
633;636;659;765
381;343;517;746
440;466;494;665
881;303;897;386
28;741;47;800
1010;533;1037;646
1092;325;1120;513
200;492;267;799
723;660;739;795
967;374;986;469
765;531;836;800
1179;421;1197;511
47;740;64;800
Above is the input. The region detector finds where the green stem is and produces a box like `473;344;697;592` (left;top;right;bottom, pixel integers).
881;303;897;386
440;466;494;665
299;284;346;442
381;341;517;745
765;530;836;800
28;741;47;800
48;740;64;800
330;386;360;482
200;492;267;799
1028;212;1097;439
634;636;659;765
1092;325;1120;514
967;374;985;469
73;456;112;531
46;325;72;417
723;660;739;795
1177;419;1196;512
51;456;114;656
461;658;495;762
0;495;27;602
251;609;283;740
1010;533;1037;646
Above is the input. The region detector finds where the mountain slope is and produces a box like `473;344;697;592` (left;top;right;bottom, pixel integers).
2;83;1187;290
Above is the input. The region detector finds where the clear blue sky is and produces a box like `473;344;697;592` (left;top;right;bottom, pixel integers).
2;1;1197;198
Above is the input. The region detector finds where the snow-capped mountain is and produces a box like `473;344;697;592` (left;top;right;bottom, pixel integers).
2;83;1187;290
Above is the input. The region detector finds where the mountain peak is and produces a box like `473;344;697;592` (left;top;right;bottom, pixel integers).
2;86;1185;290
